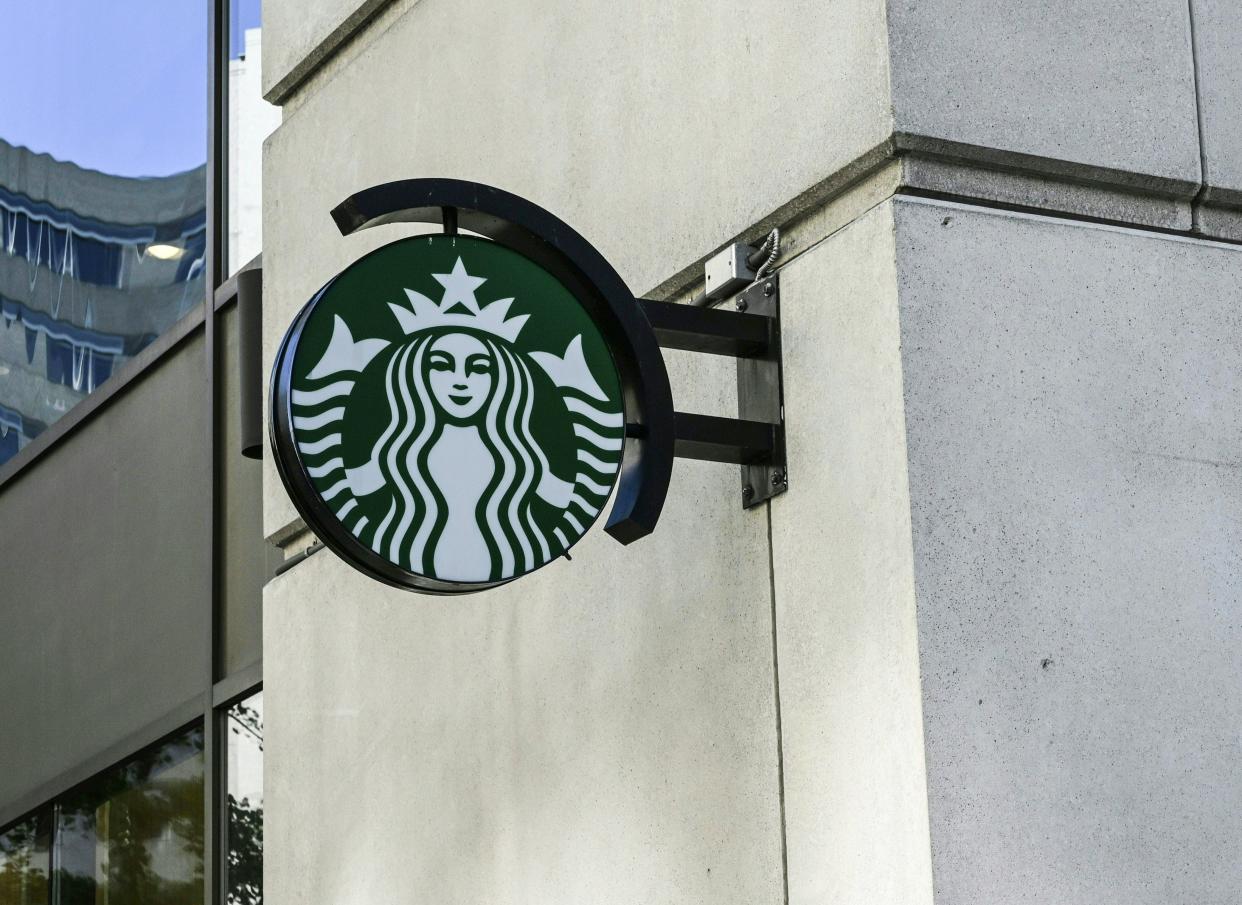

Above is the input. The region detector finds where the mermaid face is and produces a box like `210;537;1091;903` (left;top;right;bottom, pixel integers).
426;333;493;421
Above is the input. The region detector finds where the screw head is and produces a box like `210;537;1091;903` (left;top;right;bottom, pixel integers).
742;484;754;500
771;470;785;487
735;298;748;312
763;281;775;297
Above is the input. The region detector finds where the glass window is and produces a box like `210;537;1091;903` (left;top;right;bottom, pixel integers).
228;0;281;274
0;811;51;905
226;692;263;905
54;724;204;905
0;2;208;466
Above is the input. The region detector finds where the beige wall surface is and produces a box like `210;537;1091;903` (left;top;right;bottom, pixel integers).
262;0;1242;234
772;202;935;905
261;0;393;103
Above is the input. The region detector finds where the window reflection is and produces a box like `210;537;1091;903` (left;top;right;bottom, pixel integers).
0;811;50;905
228;0;281;274
54;725;204;905
226;692;263;905
0;2;207;466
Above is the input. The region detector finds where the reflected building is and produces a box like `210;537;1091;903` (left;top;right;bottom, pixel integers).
0;141;206;465
229;27;280;271
0;3;263;905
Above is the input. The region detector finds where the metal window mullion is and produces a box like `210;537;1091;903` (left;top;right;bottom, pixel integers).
205;0;229;903
47;803;57;905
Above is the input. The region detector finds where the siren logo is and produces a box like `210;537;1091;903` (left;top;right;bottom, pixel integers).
281;235;625;586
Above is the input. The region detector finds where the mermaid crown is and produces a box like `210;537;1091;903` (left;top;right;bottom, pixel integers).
388;256;529;343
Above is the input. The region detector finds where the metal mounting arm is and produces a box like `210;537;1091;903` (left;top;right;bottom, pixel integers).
673;413;776;464
637;299;771;357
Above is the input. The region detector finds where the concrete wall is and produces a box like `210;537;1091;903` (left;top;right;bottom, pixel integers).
773;202;934;905
893;197;1242;903
1191;0;1242;198
0;333;210;808
261;2;1242;903
887;0;1201;191
261;0;394;104
1188;0;1242;238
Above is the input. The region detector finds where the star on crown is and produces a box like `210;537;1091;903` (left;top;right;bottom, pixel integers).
387;257;529;343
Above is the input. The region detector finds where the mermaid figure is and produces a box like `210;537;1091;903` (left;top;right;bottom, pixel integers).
291;255;622;583
356;327;575;581
293;256;621;584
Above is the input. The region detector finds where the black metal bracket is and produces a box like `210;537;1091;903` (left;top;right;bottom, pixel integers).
638;275;785;509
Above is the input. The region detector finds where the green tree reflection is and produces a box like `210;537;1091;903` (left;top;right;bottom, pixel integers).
227;699;263;905
55;727;204;905
0;816;49;905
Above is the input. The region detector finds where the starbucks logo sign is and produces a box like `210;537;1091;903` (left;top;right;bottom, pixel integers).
272;234;627;592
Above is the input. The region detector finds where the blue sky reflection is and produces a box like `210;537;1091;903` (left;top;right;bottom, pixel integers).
0;1;209;177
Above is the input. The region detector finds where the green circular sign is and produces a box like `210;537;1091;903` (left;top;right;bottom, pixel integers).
274;234;626;591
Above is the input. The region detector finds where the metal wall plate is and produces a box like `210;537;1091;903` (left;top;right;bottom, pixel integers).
735;277;786;508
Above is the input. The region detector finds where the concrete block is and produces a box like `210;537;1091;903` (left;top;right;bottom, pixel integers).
770;201;935;905
263;345;785;905
1189;0;1242;208
900;155;1192;231
888;0;1202;191
262;0;394;103
893;197;1242;903
1195;202;1242;243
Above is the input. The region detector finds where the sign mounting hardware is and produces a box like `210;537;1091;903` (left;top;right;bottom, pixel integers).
637;275;786;509
269;178;787;595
